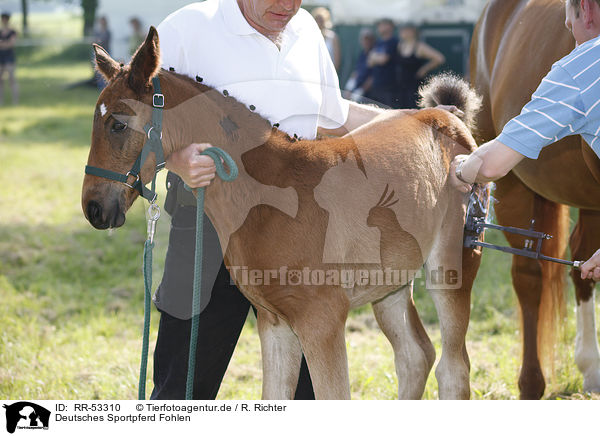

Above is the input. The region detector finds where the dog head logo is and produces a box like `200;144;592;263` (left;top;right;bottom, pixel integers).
3;402;50;434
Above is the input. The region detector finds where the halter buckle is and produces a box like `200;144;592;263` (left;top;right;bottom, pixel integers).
124;171;141;189
153;93;165;108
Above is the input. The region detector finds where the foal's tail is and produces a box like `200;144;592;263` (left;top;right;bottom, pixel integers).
418;73;483;133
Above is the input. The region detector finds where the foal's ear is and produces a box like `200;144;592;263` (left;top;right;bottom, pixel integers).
128;26;161;94
94;44;120;81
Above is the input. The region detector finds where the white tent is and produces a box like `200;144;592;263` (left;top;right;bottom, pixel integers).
96;0;192;62
328;0;488;25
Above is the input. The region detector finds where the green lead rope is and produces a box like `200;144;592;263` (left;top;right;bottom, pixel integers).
138;147;238;401
185;147;238;400
139;239;154;400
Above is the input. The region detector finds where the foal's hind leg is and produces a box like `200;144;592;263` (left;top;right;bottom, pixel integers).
372;282;435;399
257;309;303;400
569;209;600;393
426;201;479;400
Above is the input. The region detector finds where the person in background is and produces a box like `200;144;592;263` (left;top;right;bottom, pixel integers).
93;16;111;90
129;17;145;56
311;6;341;71
344;28;375;103
368;18;399;108
93;16;111;55
396;24;445;108
0;12;18;105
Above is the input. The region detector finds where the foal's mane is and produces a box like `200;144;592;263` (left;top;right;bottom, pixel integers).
158;68;367;178
159;68;302;143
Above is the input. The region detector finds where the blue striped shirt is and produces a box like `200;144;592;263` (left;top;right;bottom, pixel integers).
497;35;600;159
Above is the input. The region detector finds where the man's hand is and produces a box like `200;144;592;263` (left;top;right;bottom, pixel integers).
581;249;600;281
166;143;217;188
436;104;465;118
449;154;473;193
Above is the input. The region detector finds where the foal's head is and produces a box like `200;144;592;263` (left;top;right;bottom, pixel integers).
82;27;163;229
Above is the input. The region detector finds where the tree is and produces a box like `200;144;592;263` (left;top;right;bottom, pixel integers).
82;0;98;36
21;0;29;35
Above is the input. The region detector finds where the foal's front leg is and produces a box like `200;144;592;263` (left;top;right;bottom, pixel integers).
291;286;351;400
257;309;303;400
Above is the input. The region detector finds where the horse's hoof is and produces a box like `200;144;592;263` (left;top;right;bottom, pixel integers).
583;370;600;393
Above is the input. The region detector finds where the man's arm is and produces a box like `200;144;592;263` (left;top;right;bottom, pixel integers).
0;32;16;50
450;139;526;192
320;100;465;137
367;51;390;67
450;63;586;191
318;100;384;136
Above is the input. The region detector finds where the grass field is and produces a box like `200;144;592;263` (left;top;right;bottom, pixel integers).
1;14;598;401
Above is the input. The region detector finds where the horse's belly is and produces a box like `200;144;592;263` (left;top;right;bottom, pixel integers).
512;140;600;210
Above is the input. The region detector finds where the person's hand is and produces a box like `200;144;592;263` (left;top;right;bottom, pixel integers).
165;143;217;188
435;104;465;118
449;154;473;194
580;249;600;281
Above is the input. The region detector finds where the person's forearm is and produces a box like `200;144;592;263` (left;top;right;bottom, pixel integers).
418;59;442;78
318;100;385;137
458;139;525;184
367;52;389;67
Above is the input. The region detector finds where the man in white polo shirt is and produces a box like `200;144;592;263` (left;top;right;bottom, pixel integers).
151;0;389;400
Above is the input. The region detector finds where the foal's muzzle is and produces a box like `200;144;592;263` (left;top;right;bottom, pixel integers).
86;199;126;229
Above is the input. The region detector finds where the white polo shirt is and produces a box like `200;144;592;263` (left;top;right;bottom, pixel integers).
156;0;349;140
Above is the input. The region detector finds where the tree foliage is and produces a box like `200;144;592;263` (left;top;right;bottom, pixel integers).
81;0;98;36
21;0;29;35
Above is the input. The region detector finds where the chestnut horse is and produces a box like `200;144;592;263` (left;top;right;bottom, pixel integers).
82;28;484;399
471;0;600;399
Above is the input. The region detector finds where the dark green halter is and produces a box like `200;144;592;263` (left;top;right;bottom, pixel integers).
85;77;166;203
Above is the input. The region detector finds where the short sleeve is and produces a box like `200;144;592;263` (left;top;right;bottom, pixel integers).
157;20;187;72
317;35;349;129
497;65;587;159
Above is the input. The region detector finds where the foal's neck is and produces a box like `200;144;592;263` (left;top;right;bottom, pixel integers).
158;70;308;253
160;70;293;159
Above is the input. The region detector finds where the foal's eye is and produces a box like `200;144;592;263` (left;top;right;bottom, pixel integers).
111;121;128;132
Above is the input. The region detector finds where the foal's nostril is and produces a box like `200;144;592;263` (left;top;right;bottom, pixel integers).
87;200;103;226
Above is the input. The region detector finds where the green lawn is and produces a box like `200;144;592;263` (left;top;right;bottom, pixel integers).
1;14;598;401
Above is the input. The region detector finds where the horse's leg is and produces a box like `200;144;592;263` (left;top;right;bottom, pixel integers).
494;172;569;399
372;282;435;399
425;199;478;400
290;286;351;399
569;209;600;393
257;308;303;400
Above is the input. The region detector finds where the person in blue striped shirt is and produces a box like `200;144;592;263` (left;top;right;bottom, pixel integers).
451;0;600;280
